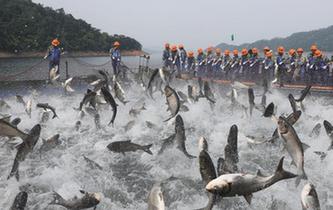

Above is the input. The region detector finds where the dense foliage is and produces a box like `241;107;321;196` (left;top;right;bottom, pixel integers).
0;0;142;53
217;25;333;52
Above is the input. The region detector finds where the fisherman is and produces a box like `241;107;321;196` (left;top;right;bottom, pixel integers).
178;44;187;72
170;45;180;72
196;48;206;77
212;48;223;77
275;46;287;86
230;49;240;80
249;48;260;80
240;48;249;79
206;46;214;77
313;50;329;85
186;51;196;72
109;41;121;76
306;45;317;83
262;50;275;82
222;49;232;79
162;43;171;69
295;48;307;82
44;38;62;80
287;48;297;83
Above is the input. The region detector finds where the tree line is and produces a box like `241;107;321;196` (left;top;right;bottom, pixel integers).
0;0;142;53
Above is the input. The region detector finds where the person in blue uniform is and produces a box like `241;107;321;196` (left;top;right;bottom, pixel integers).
109;41;121;75
44;38;62;79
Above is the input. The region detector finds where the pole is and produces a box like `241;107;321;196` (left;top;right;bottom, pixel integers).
65;60;69;79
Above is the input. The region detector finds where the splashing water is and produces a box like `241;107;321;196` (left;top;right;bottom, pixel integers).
0;79;333;210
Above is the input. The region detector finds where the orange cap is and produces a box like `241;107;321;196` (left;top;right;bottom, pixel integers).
198;48;203;54
252;48;258;54
165;43;170;48
215;48;221;54
241;48;248;56
113;41;120;47
233;49;239;55
263;46;270;52
51;39;60;46
315;50;322;57
178;44;184;49
171;45;177;51
266;51;273;58
224;49;230;56
289;49;296;56
310;44;317;52
277;46;284;53
297;48;303;53
187;51;194;57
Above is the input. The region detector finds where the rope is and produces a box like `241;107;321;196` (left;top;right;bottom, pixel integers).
0;59;45;80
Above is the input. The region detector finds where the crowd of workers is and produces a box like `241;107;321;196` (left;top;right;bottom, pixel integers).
162;43;333;86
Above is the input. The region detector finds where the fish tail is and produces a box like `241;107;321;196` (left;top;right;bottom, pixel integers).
295;169;308;187
52;114;58;119
49;191;65;206
142;144;153;155
274;157;297;181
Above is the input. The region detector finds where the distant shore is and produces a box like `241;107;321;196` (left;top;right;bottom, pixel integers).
0;50;148;58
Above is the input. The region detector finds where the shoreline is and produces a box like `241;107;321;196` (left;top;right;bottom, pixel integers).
0;50;148;59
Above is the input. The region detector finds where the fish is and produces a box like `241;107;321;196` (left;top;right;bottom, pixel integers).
0;119;28;140
164;85;180;122
288;94;297;114
50;190;101;210
39;134;61;153
79;89;97;111
198;148;218;210
206;157;297;204
248;88;255;116
295;85;312;102
323;120;333;150
107;140;153;155
198;77;204;96
49;66;60;82
10;118;21;128
177;91;189;103
98;69;110;85
75;121;81;131
174;115;196;158
203;81;216;104
148;183;165;210
40;111;50;124
158;134;176;155
90;79;107;92
94;114;101;130
62;77;75;93
224;125;239;173
309;123;321;138
8;124;41;180
101;87;117;125
129;104;146;118
82;155;103;170
147;68;159;90
113;76;128;105
188;85;195;102
123;120;135;131
198;137;208;152
277;116;307;186
16;95;26;107
10;191;28;210
263;102;275;117
301;183;321;210
36;103;58;119
24;99;32;118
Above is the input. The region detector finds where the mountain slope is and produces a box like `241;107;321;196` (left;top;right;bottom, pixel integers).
216;25;333;51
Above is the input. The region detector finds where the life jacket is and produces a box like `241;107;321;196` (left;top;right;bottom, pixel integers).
50;47;61;63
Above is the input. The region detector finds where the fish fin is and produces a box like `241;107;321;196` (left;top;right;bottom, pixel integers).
163;115;174;122
290;160;296;166
49;191;66;205
7;158;20;181
52;114;58;119
263;102;274;117
275;156;297;180
243;194;253;205
256;169;265;177
142;144;153;155
302;143;310;151
79;190;86;194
